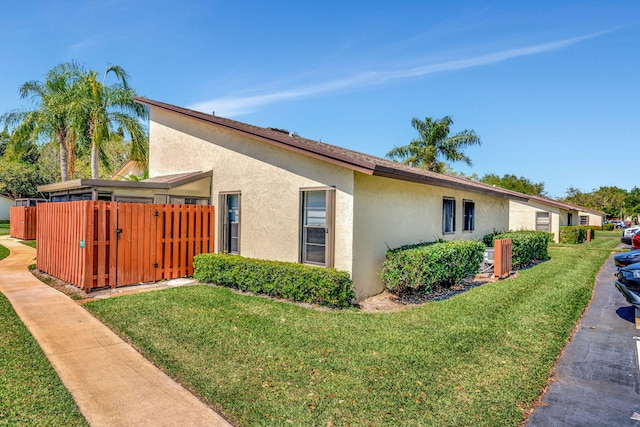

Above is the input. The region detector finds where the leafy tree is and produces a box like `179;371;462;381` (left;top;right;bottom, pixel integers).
56;63;148;179
625;187;640;224
2;65;80;181
564;186;627;217
0;159;45;198
386;116;481;173
479;173;546;195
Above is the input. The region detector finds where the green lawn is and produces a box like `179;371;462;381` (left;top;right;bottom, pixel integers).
0;244;8;261
85;238;618;426
0;293;88;426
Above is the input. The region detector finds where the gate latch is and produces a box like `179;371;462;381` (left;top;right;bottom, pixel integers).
116;228;123;240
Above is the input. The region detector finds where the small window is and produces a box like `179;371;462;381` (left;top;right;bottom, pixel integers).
580;215;588;225
219;193;240;254
463;200;475;231
536;211;551;232
442;198;456;234
300;188;335;267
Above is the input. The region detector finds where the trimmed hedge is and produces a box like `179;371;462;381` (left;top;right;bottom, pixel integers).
379;240;486;293
193;253;355;308
559;226;596;244
485;231;551;267
603;223;615;231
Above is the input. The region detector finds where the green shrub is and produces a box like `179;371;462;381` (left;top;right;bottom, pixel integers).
559;226;597;244
481;229;506;247
582;226;598;238
193;254;355;308
486;231;551;267
379;240;486;293
559;226;584;244
602;223;615;231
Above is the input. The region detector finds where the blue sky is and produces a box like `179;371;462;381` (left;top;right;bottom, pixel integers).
1;1;639;198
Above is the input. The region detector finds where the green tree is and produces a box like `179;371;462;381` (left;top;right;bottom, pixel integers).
625;187;640;224
479;173;546;195
564;186;627;217
386;116;481;173
57;63;148;179
2;65;80;181
0;159;45;198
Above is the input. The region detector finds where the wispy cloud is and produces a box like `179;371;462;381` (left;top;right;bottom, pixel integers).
189;30;612;117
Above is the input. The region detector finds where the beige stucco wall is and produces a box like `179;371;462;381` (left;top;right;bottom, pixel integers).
351;173;510;299
149;108;355;275
580;212;604;227
509;200;579;242
148;107;513;300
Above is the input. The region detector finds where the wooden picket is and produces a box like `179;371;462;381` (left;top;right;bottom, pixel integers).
494;238;513;279
9;206;37;240
36;201;215;291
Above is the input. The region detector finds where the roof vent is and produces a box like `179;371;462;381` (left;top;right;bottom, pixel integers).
211;111;215;116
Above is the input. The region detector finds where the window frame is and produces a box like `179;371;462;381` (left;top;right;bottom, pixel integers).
579;215;588;225
535;211;551;232
463;199;475;232
219;192;241;255
299;187;335;267
442;197;456;234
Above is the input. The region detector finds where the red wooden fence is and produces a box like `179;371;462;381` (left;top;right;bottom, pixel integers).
37;201;215;291
494;238;512;279
9;206;37;240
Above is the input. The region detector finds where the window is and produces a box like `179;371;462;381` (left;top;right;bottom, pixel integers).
220;193;240;254
535;211;550;232
300;189;335;267
580;215;588;225
463;200;475;231
442;198;456;234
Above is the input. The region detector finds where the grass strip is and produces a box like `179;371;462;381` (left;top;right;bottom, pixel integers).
0;245;8;261
85;239;617;426
0;293;88;426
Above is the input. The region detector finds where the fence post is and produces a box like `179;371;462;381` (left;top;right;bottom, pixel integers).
586;228;592;242
494;238;513;279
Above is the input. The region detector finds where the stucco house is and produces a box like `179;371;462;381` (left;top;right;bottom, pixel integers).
136;97;529;299
509;194;588;243
577;208;606;227
0;194;14;221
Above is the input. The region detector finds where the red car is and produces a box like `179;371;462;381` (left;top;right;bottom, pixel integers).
633;230;640;249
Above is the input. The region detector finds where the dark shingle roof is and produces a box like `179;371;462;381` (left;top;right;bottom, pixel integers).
135;97;530;201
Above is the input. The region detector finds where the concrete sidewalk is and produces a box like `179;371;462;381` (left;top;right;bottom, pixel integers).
0;236;231;427
527;250;640;426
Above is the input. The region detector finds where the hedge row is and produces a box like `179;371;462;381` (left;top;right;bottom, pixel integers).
559;226;596;244
379;240;486;293
193;253;355;308
602;223;615;231
488;231;551;267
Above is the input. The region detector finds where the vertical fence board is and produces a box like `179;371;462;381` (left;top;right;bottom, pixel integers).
36;201;214;292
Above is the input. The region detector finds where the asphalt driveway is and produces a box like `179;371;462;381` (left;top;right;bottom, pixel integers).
526;249;640;426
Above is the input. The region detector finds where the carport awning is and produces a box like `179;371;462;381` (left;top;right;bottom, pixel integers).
38;171;213;193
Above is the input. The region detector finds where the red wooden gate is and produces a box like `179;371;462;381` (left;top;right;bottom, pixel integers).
9;206;37;240
37;201;215;291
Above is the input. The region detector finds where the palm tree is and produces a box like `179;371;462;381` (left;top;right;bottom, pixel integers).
57;63;148;179
2;65;79;181
386;116;481;173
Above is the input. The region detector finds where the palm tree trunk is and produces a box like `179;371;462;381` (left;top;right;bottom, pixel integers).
91;141;99;179
56;129;68;181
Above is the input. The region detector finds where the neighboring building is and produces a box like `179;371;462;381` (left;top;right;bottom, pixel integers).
136;97;529;300
509;194;582;243
578;208;606;227
0;195;14;221
111;159;145;181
